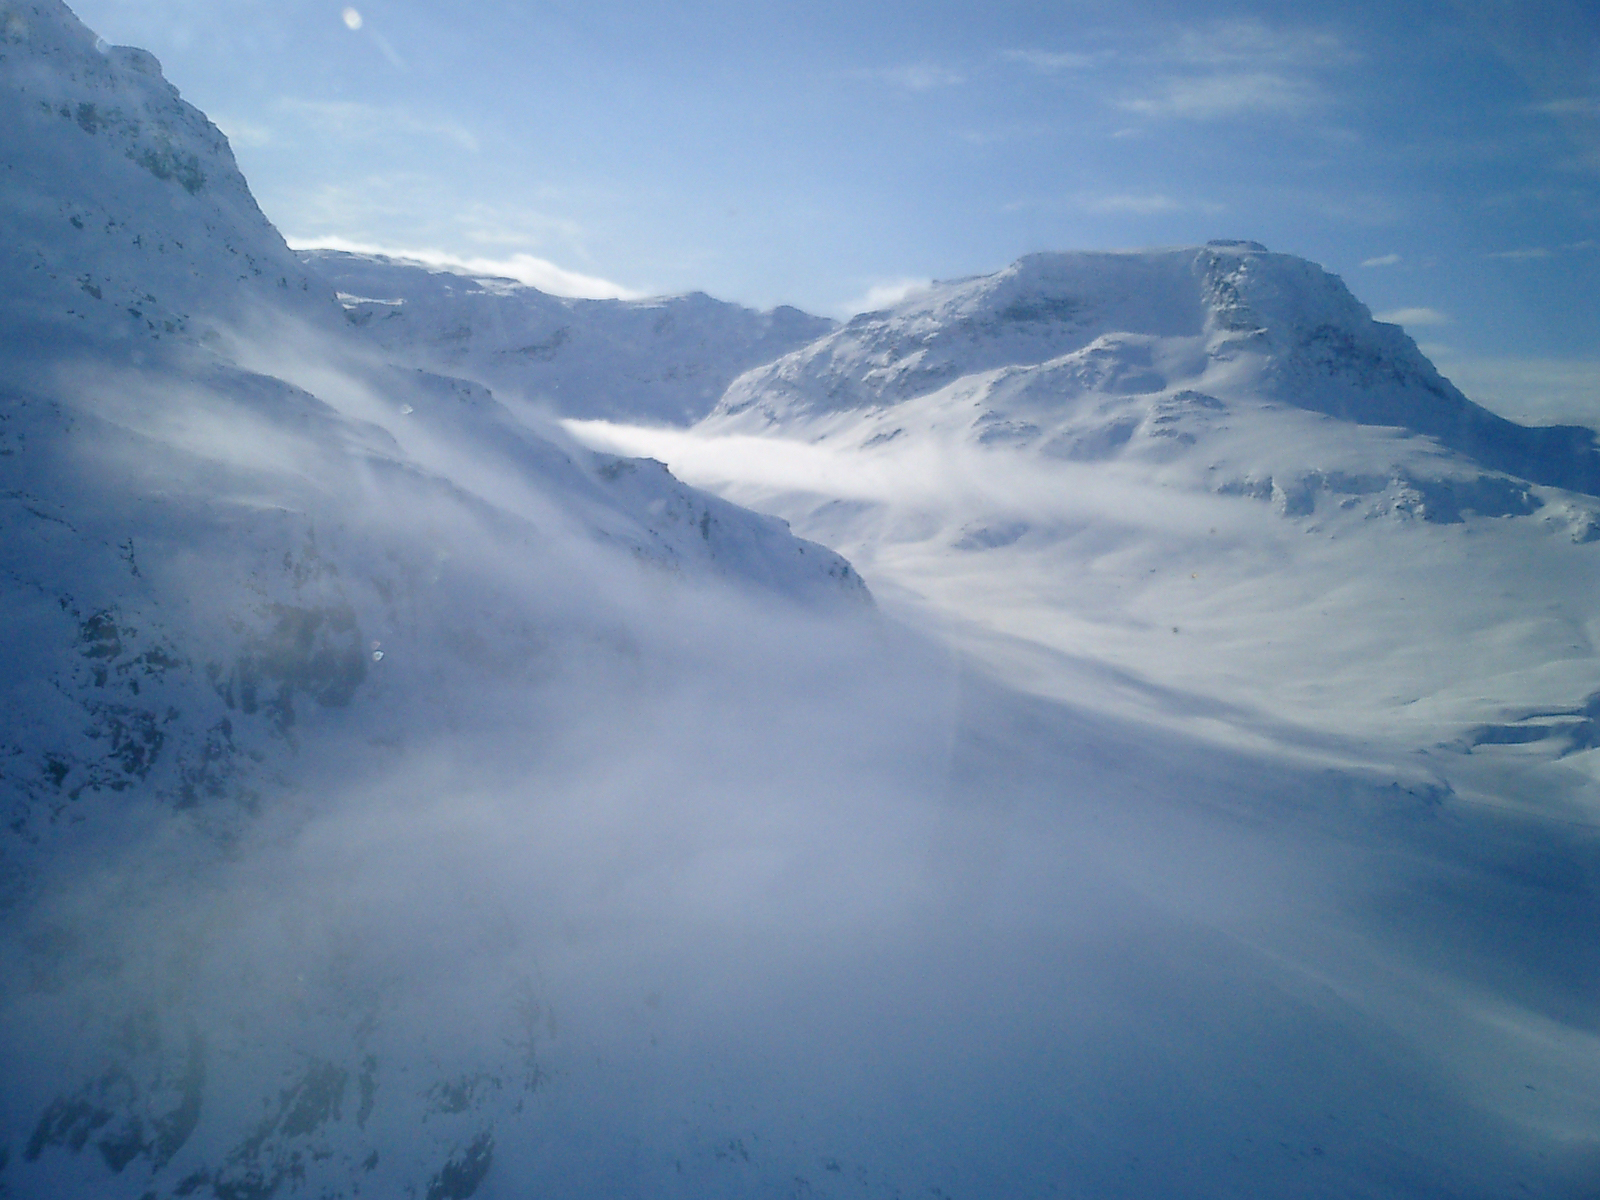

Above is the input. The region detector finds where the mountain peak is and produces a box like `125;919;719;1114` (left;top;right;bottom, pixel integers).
712;243;1600;495
0;0;329;341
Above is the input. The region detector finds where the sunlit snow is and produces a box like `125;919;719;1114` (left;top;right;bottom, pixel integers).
3;4;1599;1199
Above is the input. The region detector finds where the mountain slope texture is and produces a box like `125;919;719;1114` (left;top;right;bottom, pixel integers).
4;5;1600;1200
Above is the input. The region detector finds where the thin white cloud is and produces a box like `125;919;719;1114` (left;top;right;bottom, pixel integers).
1361;253;1402;267
1485;247;1552;261
210;113;273;148
286;236;644;300
1166;19;1352;68
1004;191;1221;217
856;63;965;91
1114;20;1350;123
1118;71;1313;120
275;98;479;152
1300;189;1407;226
1374;306;1451;327
1001;49;1096;71
1425;354;1600;429
834;278;931;317
460;206;588;248
1531;97;1600;117
1081;192;1182;215
370;31;407;71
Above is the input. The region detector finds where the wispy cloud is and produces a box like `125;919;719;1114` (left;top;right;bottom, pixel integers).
210;113;274;148
1080;192;1182;215
454;200;589;250
1375;306;1451;327
1004;191;1222;218
1361;253;1402;268
1483;242;1600;261
285;236;644;300
1118;71;1314;120
369;31;407;70
1424;354;1600;428
1001;49;1096;72
275;98;480;152
1300;189;1406;226
1530;97;1600;117
835;278;931;317
1485;247;1553;261
1115;19;1350;123
855;63;965;91
1165;20;1352;68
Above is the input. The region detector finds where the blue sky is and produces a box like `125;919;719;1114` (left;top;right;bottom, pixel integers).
66;0;1599;418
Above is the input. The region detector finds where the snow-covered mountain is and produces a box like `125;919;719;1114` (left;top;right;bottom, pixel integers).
714;241;1600;495
573;242;1600;755
304;248;835;424
6;5;1600;1199
0;0;332;344
0;0;867;832
2;7;873;1196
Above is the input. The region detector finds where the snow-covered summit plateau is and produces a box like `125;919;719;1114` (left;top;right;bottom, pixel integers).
715;240;1600;496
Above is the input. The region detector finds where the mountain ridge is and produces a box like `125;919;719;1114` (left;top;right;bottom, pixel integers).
0;0;871;854
709;242;1600;496
0;0;333;345
303;247;836;424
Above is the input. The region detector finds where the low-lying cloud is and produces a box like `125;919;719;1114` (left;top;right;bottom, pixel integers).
5;314;1600;1198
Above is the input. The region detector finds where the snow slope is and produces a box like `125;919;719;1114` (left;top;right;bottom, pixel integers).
571;243;1600;761
2;8;876;1194
303;248;835;424
716;241;1600;492
6;6;1600;1199
0;0;868;832
0;0;331;344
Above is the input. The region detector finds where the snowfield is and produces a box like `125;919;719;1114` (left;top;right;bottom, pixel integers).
3;3;1599;1199
574;244;1600;768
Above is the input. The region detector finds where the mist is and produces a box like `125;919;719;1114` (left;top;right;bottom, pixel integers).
2;314;1597;1200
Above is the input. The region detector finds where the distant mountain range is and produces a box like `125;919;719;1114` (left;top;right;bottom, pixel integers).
306;248;835;425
